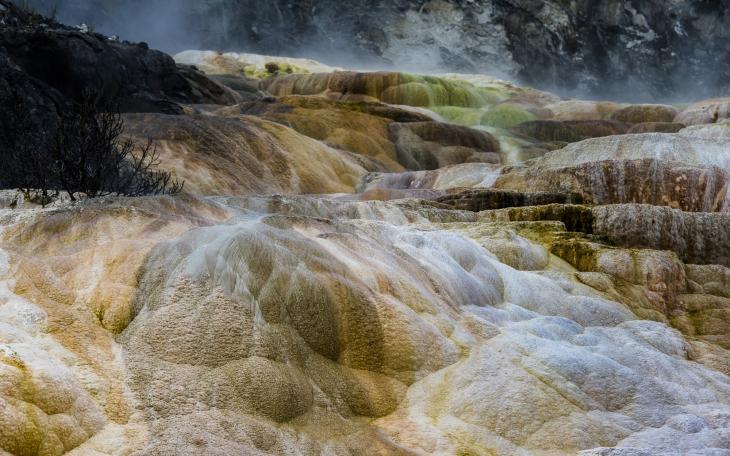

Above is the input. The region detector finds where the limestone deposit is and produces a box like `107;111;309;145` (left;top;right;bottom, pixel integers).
2;2;730;455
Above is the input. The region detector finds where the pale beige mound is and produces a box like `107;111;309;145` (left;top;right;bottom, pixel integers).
675;98;730;126
680;120;730;139
545;100;622;121
0;196;231;456
609;104;679;124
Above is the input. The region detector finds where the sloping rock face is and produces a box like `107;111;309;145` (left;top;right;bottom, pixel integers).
591;205;730;268
122;113;369;195
680;120;730;139
31;0;730;100
262;71;496;107
390;121;501;170
627;122;685;134
359;163;502;192
511;120;626;143
218;95;502;173
609;104;679;124
546;100;622;121
220;96;431;172
495;134;730;212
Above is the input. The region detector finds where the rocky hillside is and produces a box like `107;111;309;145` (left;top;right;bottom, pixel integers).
3;5;730;456
19;0;730;100
0;0;236;115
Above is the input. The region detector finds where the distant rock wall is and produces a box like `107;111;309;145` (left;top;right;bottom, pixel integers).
21;0;730;100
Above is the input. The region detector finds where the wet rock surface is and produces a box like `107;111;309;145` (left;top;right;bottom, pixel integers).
609;104;679;124
358;163;503;193
122;113;369;195
676;98;730;126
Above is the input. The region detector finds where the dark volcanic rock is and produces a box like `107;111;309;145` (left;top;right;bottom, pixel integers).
0;46;69;120
0;46;69;187
0;0;236;114
0;0;240;187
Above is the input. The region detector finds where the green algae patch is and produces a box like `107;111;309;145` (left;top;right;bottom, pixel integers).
549;237;604;271
381;75;490;108
432;104;540;129
382;81;449;107
432;106;487;126
481;104;537;128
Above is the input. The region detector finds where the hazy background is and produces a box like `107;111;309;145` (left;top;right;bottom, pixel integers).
14;0;730;102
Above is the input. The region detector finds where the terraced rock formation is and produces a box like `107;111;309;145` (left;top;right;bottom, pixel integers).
3;7;730;455
5;194;730;455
